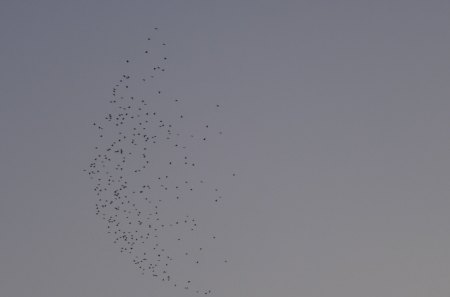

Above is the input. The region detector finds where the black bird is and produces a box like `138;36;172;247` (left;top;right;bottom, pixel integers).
85;30;235;295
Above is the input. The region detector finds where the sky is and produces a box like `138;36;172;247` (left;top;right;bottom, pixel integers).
1;1;450;296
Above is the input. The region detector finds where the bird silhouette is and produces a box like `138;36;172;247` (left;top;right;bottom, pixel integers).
85;29;236;295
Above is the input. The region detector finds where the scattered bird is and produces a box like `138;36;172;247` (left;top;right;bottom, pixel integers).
85;29;235;295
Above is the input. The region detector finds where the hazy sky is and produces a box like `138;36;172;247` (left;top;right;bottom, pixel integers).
2;1;450;296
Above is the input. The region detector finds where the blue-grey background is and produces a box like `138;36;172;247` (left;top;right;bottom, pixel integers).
2;1;450;296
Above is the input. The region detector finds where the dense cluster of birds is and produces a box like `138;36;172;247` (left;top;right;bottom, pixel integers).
84;28;235;295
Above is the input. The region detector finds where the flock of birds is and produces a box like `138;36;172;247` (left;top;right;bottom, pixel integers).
85;28;235;295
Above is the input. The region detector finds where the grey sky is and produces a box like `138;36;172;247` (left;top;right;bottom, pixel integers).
2;1;450;296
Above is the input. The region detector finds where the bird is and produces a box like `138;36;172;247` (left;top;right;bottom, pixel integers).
84;30;237;295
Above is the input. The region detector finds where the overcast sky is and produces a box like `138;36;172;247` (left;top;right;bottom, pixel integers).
2;1;450;296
